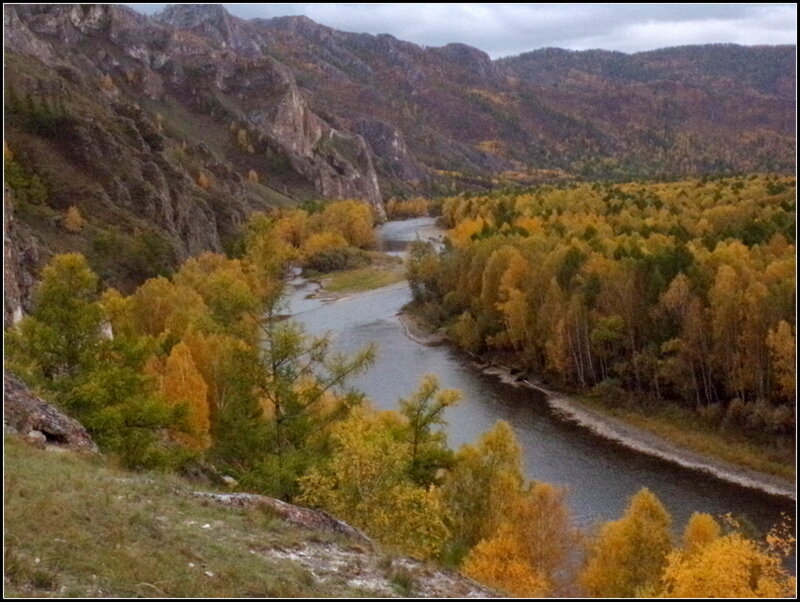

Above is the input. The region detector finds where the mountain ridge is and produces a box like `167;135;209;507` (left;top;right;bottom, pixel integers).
3;3;795;322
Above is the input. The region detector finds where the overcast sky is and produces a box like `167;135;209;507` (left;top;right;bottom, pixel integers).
128;3;797;58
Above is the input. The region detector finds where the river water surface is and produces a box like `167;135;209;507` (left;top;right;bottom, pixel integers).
288;218;794;538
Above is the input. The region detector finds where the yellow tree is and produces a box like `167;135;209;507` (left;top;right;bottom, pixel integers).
658;532;796;598
681;512;721;556
298;407;449;559
129;277;210;340
580;488;672;598
173;252;261;338
709;264;746;399
462;523;550;597
498;287;530;351
449;216;488;248
463;482;580;597
300;232;349;262
273;209;310;250
766;320;795;401
100;288;135;338
658;273;715;405
449;311;483;353
513;482;581;586
161;342;211;449
182;330;251;422
63;206;86;232
196;171;212;189
442;420;525;549
243;212;292;304
480;246;523;312
312;200;376;249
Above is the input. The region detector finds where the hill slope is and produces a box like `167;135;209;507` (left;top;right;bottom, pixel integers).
3;4;795;319
3;436;494;598
3;4;384;312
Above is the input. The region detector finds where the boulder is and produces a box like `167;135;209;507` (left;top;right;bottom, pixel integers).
4;372;98;452
24;429;47;449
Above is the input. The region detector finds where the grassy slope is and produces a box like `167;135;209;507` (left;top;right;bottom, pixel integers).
3;437;377;598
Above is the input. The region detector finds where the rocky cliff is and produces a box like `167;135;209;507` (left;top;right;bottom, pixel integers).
3;4;385;316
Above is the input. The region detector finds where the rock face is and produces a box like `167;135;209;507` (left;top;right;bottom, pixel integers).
3;191;40;328
3;3;386;298
4;372;98;453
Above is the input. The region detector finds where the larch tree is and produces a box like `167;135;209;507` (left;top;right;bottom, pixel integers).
462;523;550;597
161;342;211;449
658;532;795;598
7;253;104;381
398;374;461;485
681;512;721;556
580;488;672;598
7;254;183;469
246;316;375;499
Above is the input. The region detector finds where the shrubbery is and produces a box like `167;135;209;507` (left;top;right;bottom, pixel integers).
304;246;371;273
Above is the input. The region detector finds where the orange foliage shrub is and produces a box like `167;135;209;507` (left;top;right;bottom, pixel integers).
462;524;549;597
63;206;86;232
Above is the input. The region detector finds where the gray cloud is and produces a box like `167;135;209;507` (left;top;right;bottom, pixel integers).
128;3;797;58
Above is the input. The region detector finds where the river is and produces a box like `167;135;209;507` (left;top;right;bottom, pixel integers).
287;217;794;539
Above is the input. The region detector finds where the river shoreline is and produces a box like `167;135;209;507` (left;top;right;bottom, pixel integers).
398;309;796;501
397;311;447;346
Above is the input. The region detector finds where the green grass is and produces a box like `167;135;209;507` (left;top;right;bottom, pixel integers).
316;253;405;295
321;266;405;294
3;437;372;598
576;395;796;481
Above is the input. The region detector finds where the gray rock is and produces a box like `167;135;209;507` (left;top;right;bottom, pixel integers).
4;372;99;453
24;429;47;449
3;191;42;329
220;475;238;488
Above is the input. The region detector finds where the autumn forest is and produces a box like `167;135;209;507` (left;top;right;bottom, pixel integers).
3;3;797;599
7;177;797;596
